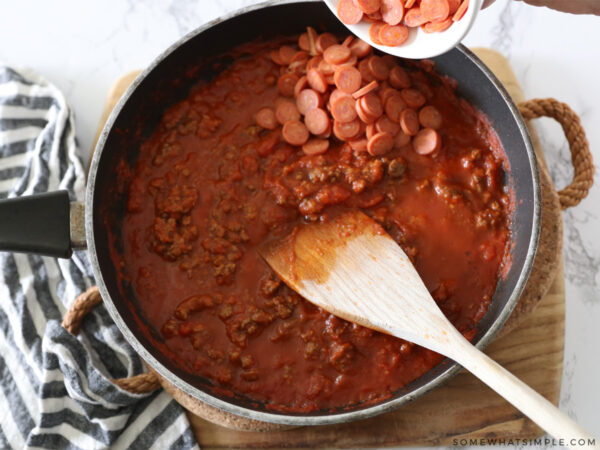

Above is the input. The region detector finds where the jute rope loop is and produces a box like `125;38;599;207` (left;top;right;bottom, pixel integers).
62;286;161;394
62;286;103;335
62;99;593;395
518;98;594;209
112;372;161;393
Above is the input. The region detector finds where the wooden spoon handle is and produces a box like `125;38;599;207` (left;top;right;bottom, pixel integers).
451;338;598;449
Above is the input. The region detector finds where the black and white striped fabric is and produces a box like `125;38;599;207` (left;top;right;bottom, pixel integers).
0;66;199;449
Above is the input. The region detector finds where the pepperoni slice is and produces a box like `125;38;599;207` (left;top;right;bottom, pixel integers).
419;105;442;129
348;138;369;152
342;36;354;47
307;56;322;72
447;0;461;14
291;51;309;64
317;121;333;139
359;92;383;119
256;130;280;157
413;128;441;155
282;120;310;146
421;0;450;22
368;132;394;156
356;99;377;124
413;80;434;99
307;69;328;94
298;33;310;52
316;33;339;53
404;7;428;27
352;80;379;99
338;0;364;25
318;59;336;76
379;24;409;47
395;129;411;148
366;123;377;140
376;115;400;136
399;108;420;136
369;22;385;46
278;73;300;97
382;55;397;69
423;17;453;33
333;54;358;69
379;87;396;105
302;138;330;155
279;46;297;65
389;66;412;89
384;93;407;122
289;60;307;76
368;56;390;81
304;108;331;135
368;11;383;21
276;101;301;125
381;0;405;25
255;107;278;130
334;66;362;94
270;49;284;66
358;59;375;83
349;39;372;59
400;88;427;109
453;0;469;21
306;27;319;56
331;96;358;123
329;88;352;107
297;89;322;115
333;119;361;141
294;76;308;98
356;0;382;14
323;45;352;65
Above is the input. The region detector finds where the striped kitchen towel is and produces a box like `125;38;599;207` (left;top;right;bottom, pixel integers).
0;65;199;449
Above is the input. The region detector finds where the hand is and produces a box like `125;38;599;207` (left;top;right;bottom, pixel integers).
482;0;600;15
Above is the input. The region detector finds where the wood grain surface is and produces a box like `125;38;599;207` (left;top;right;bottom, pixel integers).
94;48;565;448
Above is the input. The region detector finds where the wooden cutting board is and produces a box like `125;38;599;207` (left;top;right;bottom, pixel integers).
94;48;565;448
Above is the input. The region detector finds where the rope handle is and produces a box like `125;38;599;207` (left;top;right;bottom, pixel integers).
62;286;161;394
518;98;594;209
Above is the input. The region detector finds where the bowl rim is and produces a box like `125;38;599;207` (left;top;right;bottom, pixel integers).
86;0;541;426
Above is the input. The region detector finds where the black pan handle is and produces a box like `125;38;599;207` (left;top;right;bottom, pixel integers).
0;190;80;259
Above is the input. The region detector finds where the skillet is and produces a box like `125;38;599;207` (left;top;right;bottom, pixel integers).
0;0;540;426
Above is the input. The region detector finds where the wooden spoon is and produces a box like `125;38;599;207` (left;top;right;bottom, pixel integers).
262;210;598;449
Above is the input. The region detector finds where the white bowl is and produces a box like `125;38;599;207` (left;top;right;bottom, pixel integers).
322;0;483;59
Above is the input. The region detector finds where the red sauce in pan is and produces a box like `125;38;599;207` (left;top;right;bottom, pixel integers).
111;34;512;412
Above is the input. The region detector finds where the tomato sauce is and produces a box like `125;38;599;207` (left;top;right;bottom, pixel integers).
111;34;512;412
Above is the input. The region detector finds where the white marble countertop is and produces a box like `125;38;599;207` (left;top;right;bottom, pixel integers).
1;0;598;447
